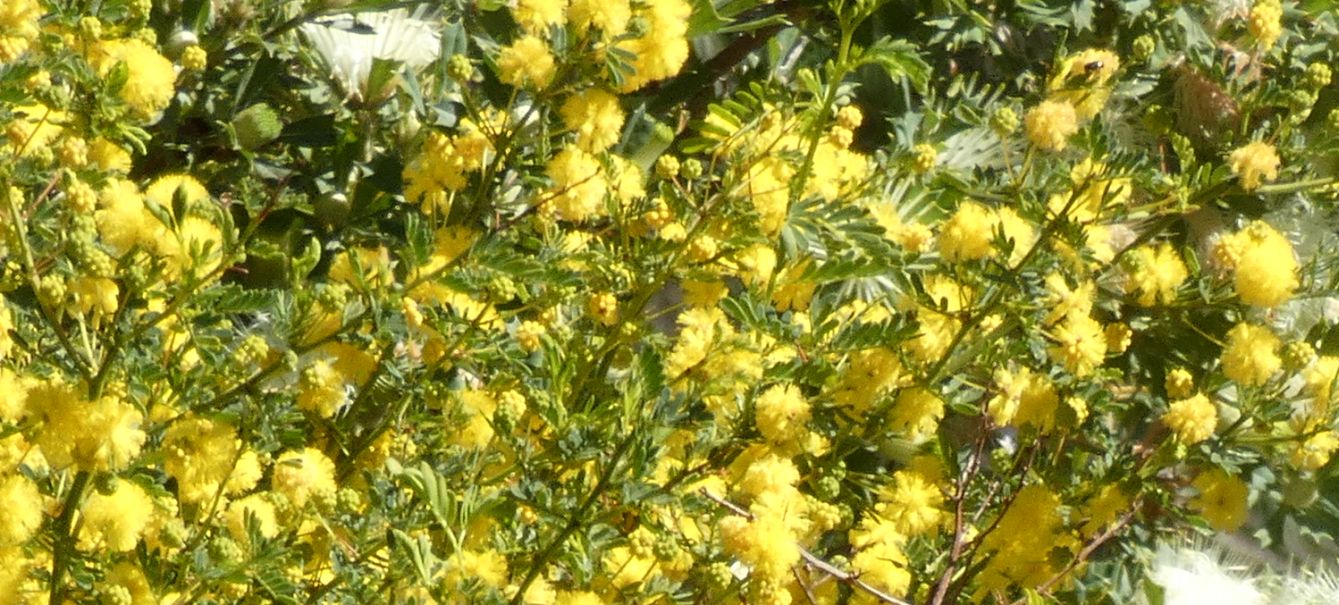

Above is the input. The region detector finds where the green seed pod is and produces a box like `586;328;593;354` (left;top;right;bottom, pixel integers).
233;103;283;150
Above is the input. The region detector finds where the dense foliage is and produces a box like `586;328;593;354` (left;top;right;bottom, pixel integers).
1;0;1338;603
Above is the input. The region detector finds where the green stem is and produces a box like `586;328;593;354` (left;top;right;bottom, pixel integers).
507;431;637;605
48;470;91;605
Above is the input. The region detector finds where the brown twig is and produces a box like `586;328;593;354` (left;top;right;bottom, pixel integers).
701;490;914;605
930;428;989;605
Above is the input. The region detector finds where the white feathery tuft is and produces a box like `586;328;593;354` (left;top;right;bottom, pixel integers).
299;7;442;100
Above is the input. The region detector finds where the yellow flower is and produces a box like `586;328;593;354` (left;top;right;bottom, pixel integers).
1221;323;1282;387
1048;314;1107;377
1230;221;1297;308
89;39;177;120
1080;483;1128;536
546;146;609;222
738;454;799;499
513;0;568;34
297;360;348;419
1191;469;1249;531
1229;141;1281;191
444;549;509;591
272;447;338;508
31;385;145;472
1126;242;1188;306
1024;100;1079;151
1048;48;1119;120
1013;373;1060;432
719;506;801;583
0;0;41;64
161;416;243;503
1162;394;1217;445
560;88;625;152
755;383;811;445
976;484;1071;594
568;0;631;37
79;481;154;552
938;201;997;262
90;137;133;173
613;0;692;91
1291;432;1339;471
445;389;497;449
497;35;555;89
888;387;944;439
0;369;28;424
0;474;42;546
1248;0;1283;48
875;470;944;537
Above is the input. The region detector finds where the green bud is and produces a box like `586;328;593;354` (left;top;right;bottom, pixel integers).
233;103;283;150
1305;62;1332;89
990;106;1019;136
447;54;474;83
680;158;703;180
1132;35;1155;62
1283;341;1316;371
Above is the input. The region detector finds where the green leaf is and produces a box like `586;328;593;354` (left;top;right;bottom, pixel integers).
856;38;930;92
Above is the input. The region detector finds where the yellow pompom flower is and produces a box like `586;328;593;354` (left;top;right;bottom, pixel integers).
272;447;338;508
560;88;625;152
1162;394;1217;445
161;415;243;503
1048;314;1107;377
181;44;207;71
1230;221;1297;308
513;0;568;34
1291;432;1339;471
719;508;801;583
938;201;997;262
754;383;811;445
31;383;145;472
976;484;1070;593
0;0;42;64
0;369;28;424
738;454;800;499
546;146;609;222
79;481;155;552
875;471;944;537
0;474;42;546
568;0;631;37
613;0;692;91
89;39;178;120
888;387;944;439
1248;0;1283;48
1024;100;1079;152
1221;322;1282;387
1229;141;1280;191
90;137;133;173
297;360;349;419
1048;48;1119;120
1126;242;1188;306
497;35;555;89
1191;469;1249;532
